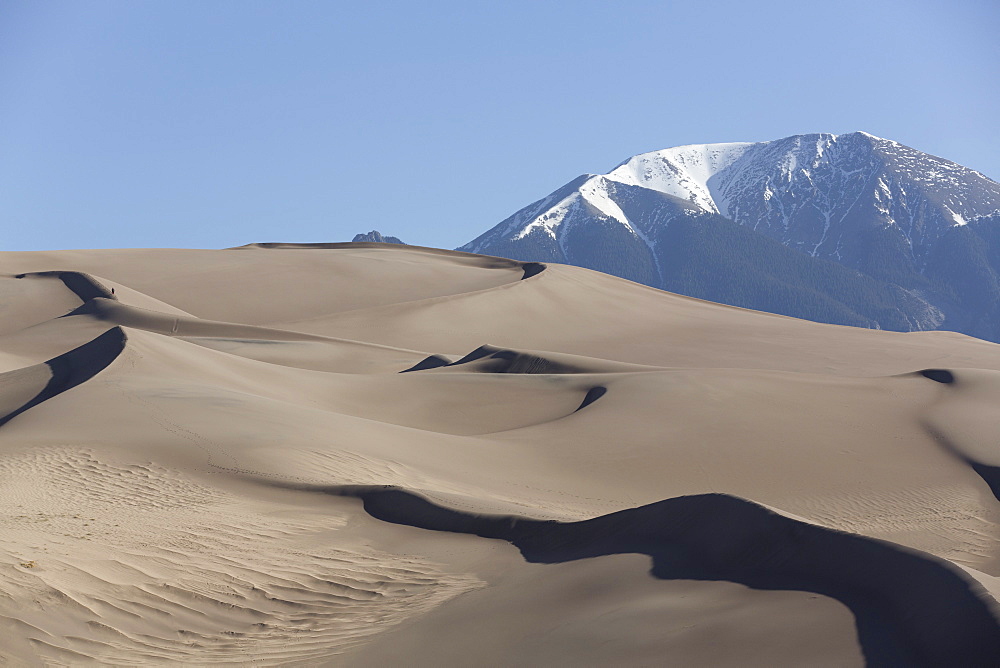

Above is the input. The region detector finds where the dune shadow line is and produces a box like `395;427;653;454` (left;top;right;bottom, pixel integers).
920;369;954;384
4;272;126;427
917;369;1000;505
408;345;587;375
286;484;1000;667
16;270;117;304
924;424;1000;506
575;386;606;411
521;262;546;280
0;327;127;427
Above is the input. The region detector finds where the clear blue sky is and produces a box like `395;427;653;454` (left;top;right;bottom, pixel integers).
2;0;997;251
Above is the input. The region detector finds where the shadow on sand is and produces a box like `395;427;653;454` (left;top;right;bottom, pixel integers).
0;327;127;427
285;485;1000;666
1;272;127;427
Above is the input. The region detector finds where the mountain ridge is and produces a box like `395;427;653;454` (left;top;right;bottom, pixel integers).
459;131;1000;341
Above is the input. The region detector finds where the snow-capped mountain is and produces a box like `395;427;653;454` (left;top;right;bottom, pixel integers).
459;132;1000;339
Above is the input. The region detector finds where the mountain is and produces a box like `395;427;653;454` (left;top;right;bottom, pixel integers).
459;132;1000;338
353;230;405;244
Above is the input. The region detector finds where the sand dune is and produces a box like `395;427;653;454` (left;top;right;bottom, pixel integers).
322;487;1000;665
1;243;999;665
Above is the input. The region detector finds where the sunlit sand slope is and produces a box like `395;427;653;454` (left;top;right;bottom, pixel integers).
1;244;999;665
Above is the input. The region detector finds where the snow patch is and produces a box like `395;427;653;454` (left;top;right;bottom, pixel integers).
604;142;754;213
513;192;581;241
943;205;967;226
578;177;629;225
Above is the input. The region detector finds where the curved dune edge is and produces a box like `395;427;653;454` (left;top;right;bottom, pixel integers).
520;262;545;279
574;386;606;411
25;270;117;302
231;242;548;281
400;354;454;372
8;250;1000;664
79;298;433;372
404;344;662;375
16;269;437;373
448;345;586;374
917;367;1000;504
2;272;128;426
14;268;396;344
278;485;1000;665
924;418;1000;505
15;270;118;305
0;327;127;427
0;365;52;418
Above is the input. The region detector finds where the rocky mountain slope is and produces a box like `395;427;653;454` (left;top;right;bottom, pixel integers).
460;132;1000;339
353;230;405;244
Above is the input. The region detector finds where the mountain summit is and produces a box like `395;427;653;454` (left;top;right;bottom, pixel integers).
460;132;1000;340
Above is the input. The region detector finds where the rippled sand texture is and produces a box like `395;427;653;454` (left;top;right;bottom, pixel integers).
2;243;1000;665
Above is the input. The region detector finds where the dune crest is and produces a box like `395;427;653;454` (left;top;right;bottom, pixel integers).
308;485;1000;666
2;244;1000;665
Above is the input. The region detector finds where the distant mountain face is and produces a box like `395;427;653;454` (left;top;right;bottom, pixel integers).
459;132;1000;340
353;230;405;244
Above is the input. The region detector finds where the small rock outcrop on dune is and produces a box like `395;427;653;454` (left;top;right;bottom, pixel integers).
2;243;1000;665
352;230;405;244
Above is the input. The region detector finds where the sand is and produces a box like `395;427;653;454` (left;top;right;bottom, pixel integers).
1;243;999;665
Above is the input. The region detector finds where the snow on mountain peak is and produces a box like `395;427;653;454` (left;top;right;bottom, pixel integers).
605;142;755;213
463;131;1000;267
511;175;635;243
512;134;893;236
512;191;579;241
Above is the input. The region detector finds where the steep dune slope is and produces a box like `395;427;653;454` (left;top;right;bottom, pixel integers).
1;244;999;665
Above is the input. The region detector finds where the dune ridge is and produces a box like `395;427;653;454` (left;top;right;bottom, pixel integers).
14;269;118;305
0;327;126;428
1;271;127;427
918;367;1000;506
233;242;548;280
3;244;1000;665
15;269;440;375
406;344;663;375
303;485;1000;666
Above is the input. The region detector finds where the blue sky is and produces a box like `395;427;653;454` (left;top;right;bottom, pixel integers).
2;0;997;251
